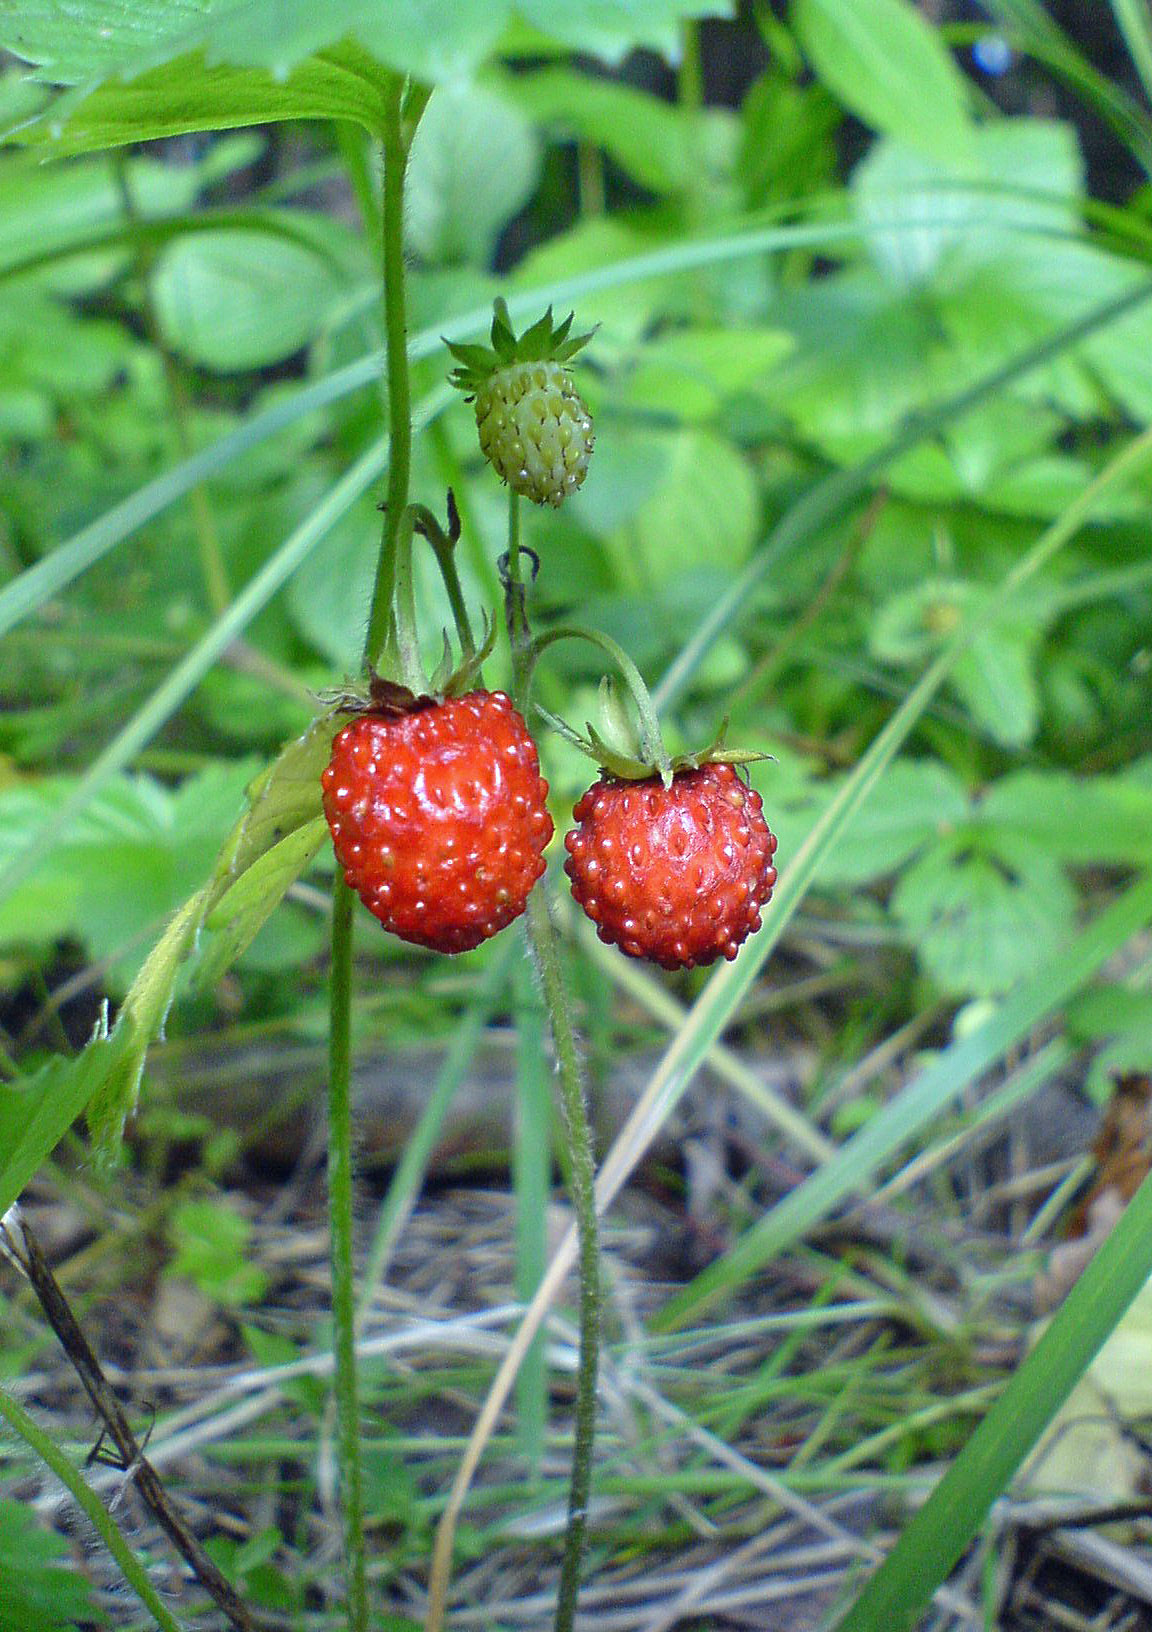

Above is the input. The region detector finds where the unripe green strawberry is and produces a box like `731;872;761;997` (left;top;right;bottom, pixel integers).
447;301;595;508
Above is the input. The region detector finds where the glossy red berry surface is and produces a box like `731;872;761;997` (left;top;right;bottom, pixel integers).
322;691;553;954
564;763;777;971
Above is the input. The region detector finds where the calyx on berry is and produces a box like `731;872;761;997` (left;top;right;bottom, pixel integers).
538;675;771;786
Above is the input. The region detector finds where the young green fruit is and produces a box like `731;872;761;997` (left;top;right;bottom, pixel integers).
447;301;595;508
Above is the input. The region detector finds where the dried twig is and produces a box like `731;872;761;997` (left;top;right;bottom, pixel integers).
2;1208;263;1632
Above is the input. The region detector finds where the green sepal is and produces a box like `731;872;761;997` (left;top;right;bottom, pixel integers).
490;296;519;360
443;340;493;375
427;607;492;695
445;298;596;394
537;701;773;784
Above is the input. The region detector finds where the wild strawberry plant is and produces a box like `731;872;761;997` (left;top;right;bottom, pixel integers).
4;5;1152;1632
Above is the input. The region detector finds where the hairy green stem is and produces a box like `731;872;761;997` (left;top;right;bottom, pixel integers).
364;77;416;673
530;624;672;781
504;496;601;1632
410;503;476;657
0;1387;187;1632
505;491;532;697
327;875;367;1632
326;73;425;1632
392;506;426;692
525;890;601;1632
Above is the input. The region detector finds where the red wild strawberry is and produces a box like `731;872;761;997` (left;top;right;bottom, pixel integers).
564;763;777;971
322;691;553;954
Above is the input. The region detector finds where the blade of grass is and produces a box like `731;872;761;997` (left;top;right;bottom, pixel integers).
833;1156;1152;1632
0;355;383;643
0;1386;188;1632
1110;0;1152;108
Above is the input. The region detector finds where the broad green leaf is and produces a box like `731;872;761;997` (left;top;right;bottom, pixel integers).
852;119;1083;291
0;147;236;284
34;5;677;103
981;771;1152;863
86;711;341;1153
0;1023;131;1220
0;293;133;395
286;496;379;667
937;235;1152;424
737;69;839;210
8;46;395;154
406;83;540;267
3;2;231;81
168;1196;269;1306
216;711;339;882
511;216;671;342
0;1496;104;1632
810;760;969;886
514;0;735;62
891;841;1078;997
2;2;506;86
565;422;673;537
0;765;254;992
627;428;759;584
767;275;946;458
503;66;692;193
151;228;354;371
792;0;973;163
85;897;211;1153
870;579;1044;745
622;326;793;422
950;627;1040;746
198;818;327;988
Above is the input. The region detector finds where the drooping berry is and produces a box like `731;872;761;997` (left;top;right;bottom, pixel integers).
564;763;777;971
447;301;595;508
322;691;553;954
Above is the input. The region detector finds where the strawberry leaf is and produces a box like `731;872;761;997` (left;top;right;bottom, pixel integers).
0;1021;131;1222
891;838;1078;998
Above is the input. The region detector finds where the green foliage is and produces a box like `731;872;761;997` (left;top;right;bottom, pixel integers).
167;1195;269;1305
4;2;1152;1625
0;764;256;991
792;0;974;162
0;1497;103;1632
150;225;367;370
0;1024;129;1221
406;84;540;266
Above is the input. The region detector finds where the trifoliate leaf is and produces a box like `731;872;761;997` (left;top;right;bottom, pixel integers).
891;839;1078;998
